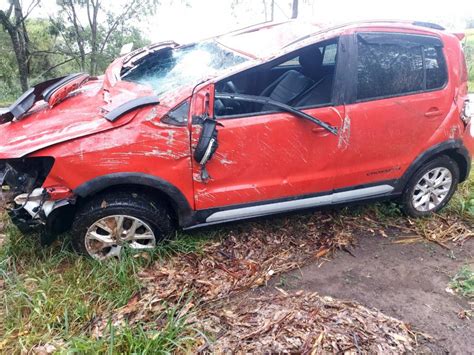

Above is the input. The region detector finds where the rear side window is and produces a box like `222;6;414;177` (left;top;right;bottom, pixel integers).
424;46;447;90
356;33;447;101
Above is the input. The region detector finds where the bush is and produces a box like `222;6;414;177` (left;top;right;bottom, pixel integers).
0;80;21;107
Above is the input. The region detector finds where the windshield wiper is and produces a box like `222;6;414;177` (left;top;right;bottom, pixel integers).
214;93;338;135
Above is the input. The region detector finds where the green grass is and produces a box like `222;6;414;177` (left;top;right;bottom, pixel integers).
466;30;474;92
0;224;204;353
445;168;474;218
450;265;474;299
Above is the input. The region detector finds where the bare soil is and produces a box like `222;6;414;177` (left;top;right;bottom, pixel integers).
257;234;474;353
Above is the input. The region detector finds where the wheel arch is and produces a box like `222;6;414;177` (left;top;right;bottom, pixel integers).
72;173;194;227
397;139;471;193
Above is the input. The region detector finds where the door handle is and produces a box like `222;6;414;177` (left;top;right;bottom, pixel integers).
424;108;443;118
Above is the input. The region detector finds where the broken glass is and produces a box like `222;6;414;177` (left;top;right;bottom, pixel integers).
121;41;248;97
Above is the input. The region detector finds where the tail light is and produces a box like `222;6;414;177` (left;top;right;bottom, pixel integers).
461;100;472;125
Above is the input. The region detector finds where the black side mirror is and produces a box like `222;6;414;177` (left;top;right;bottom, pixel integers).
194;116;222;166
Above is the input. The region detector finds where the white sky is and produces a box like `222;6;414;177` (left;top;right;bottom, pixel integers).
1;0;474;43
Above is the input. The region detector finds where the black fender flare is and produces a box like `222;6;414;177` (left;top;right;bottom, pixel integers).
73;173;194;226
395;139;471;193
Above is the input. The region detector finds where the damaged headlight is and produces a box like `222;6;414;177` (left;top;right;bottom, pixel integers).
0;157;54;207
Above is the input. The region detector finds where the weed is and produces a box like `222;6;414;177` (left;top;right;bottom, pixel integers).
0;220;200;353
449;265;474;299
446;170;474;219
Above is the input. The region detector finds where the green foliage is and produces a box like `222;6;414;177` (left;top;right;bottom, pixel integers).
466;30;474;92
0;1;152;105
0;221;198;353
446;170;474;219
450;265;474;298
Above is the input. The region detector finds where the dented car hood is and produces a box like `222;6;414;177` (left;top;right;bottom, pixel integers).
0;79;158;159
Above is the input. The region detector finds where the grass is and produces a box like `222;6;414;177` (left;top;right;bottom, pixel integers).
0;223;206;353
2;174;472;353
450;265;474;299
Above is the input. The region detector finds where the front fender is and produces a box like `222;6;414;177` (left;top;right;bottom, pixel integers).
73;172;194;226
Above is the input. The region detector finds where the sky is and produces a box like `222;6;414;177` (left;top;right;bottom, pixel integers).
1;0;474;43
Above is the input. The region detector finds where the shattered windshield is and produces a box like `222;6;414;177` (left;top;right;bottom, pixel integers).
121;41;248;96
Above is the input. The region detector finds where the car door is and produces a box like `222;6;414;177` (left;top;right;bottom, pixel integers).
334;31;453;190
189;40;345;213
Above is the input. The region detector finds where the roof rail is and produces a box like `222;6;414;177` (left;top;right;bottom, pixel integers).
412;21;445;30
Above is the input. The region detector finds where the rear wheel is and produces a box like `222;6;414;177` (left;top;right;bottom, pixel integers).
401;156;459;217
71;191;175;260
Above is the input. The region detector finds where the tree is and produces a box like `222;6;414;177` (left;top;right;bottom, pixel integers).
467;18;474;29
53;0;158;76
262;0;274;21
291;0;299;19
0;0;40;91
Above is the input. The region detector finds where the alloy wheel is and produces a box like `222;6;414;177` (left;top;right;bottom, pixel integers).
412;167;453;212
84;215;156;260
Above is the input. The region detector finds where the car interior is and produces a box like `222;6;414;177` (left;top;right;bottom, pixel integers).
214;38;339;118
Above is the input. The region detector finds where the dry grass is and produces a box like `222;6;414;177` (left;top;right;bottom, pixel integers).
196;291;420;353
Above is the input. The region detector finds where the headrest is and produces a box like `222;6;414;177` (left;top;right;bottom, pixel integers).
298;47;324;80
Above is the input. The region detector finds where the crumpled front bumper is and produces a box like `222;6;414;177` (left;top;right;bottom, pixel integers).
4;186;76;244
7;207;42;234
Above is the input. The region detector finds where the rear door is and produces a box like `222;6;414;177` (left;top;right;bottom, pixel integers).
334;32;452;190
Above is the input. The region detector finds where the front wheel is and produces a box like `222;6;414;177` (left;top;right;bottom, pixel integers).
71;191;175;260
401;155;459;218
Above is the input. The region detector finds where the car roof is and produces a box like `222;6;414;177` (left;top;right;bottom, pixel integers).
216;20;446;59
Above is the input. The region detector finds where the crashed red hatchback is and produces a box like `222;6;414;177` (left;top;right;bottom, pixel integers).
1;20;472;260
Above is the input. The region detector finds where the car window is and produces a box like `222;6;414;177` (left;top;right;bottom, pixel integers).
277;57;300;67
278;43;337;68
357;41;424;100
121;41;248;97
322;43;337;65
161;100;190;126
356;33;446;101
424;46;447;90
215;38;339;118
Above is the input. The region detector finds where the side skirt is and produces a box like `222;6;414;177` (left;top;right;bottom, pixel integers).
184;184;394;230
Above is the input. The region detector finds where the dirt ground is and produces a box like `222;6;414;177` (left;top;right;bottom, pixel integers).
255;234;474;353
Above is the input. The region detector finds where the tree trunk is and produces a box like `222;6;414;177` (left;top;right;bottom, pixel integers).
66;0;87;71
262;0;268;21
270;0;274;21
0;1;30;91
12;30;29;91
87;0;100;76
291;0;299;19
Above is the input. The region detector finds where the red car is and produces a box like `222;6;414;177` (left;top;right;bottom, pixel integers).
0;20;472;260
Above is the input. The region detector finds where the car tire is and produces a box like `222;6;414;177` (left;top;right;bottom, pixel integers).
401;155;459;218
71;191;175;260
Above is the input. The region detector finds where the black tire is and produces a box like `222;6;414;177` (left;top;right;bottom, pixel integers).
71;190;175;258
401;155;459;218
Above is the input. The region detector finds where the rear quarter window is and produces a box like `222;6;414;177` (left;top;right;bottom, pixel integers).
356;33;447;101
